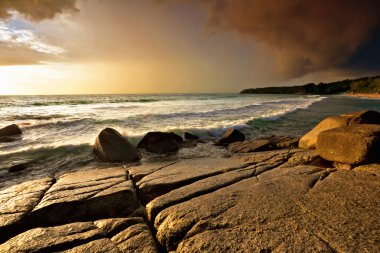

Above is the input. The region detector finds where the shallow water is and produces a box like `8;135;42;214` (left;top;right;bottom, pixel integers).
0;93;379;173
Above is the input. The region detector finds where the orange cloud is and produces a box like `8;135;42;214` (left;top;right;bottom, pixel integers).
0;0;78;21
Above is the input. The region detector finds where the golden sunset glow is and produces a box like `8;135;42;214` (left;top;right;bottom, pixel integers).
0;0;379;95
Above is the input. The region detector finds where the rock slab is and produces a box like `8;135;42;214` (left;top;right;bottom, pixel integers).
27;167;139;228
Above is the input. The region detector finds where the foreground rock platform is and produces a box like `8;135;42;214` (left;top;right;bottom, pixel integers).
1;148;379;252
0;167;158;252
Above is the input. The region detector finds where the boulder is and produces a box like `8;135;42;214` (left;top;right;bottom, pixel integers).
93;128;141;162
218;128;245;145
0;124;21;137
299;110;380;149
184;132;199;140
169;132;183;144
299;116;351;149
138;132;180;154
317;124;380;165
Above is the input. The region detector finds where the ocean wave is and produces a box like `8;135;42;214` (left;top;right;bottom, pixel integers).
28;98;161;107
4;114;68;121
0;144;94;168
128;96;325;121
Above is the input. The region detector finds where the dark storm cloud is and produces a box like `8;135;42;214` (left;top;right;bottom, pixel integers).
0;0;78;21
196;0;380;77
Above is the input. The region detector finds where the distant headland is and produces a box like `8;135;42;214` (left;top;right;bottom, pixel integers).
240;75;380;95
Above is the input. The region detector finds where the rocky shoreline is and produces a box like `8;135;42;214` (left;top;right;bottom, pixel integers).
0;110;379;252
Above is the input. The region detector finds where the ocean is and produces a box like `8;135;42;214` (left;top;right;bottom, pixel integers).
1;93;380;185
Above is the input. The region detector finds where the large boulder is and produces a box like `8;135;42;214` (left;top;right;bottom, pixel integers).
93;128;141;162
138;132;180;154
0;124;21;137
316;124;380;165
218;128;245;145
299;110;380;149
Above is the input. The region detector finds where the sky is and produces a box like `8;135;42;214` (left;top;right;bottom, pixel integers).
0;0;379;95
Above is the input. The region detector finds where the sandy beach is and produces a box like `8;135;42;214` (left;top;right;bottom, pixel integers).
345;93;380;99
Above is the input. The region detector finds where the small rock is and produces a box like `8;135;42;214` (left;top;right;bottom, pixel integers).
317;124;380;165
218;129;245;145
275;136;300;149
184;132;199;140
93;128;141;162
8;163;30;173
333;162;353;170
138;132;180;154
0;124;22;137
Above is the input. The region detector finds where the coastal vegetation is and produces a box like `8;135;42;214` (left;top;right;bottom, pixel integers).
241;75;380;95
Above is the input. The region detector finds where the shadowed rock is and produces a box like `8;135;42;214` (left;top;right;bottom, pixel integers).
0;136;18;143
0;222;103;252
0;218;158;253
93;128;141;163
0;178;54;241
8;163;30;173
218;128;245;145
170;132;184;144
317;124;380;165
0;124;21;137
299;110;380;149
228;136;299;153
343;110;380;125
138;132;180;154
184;132;199;140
